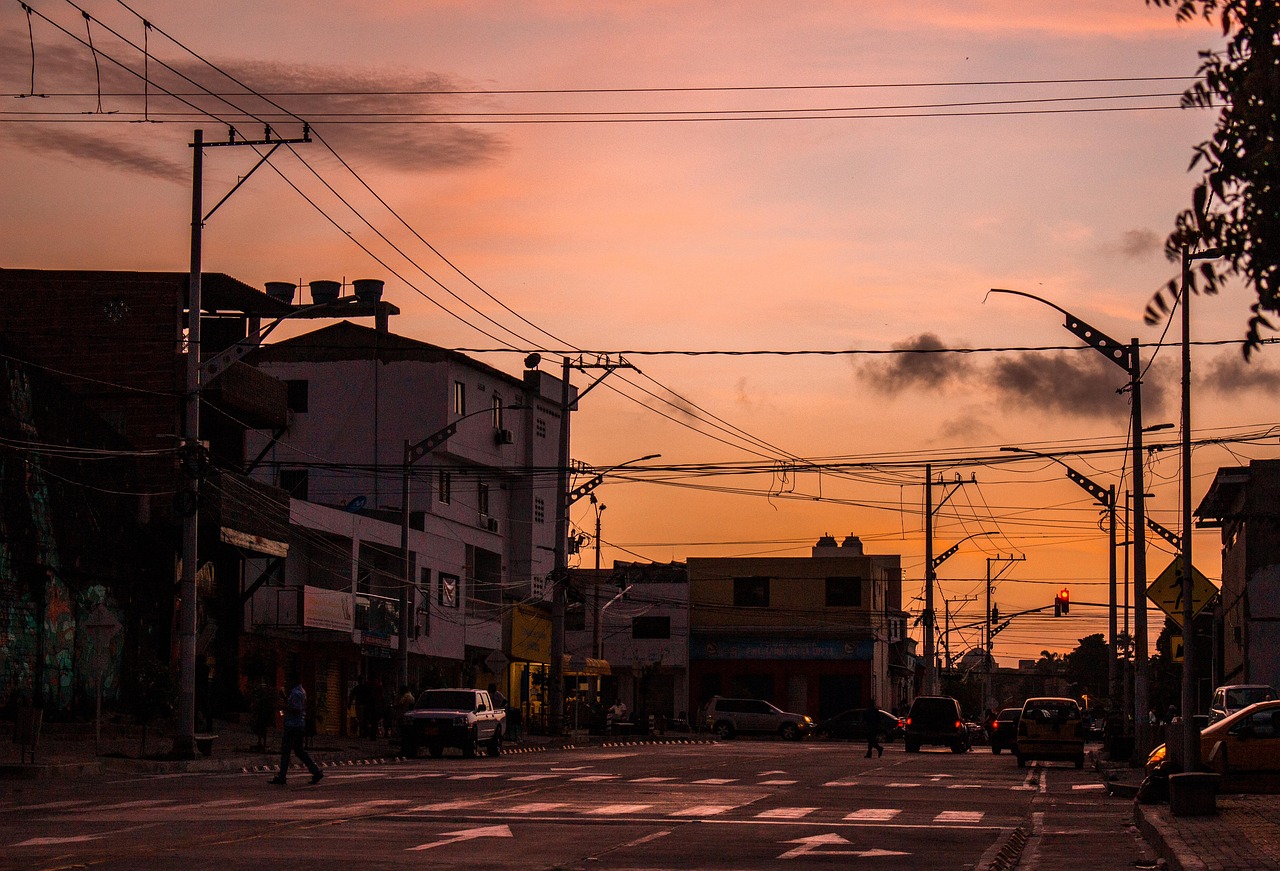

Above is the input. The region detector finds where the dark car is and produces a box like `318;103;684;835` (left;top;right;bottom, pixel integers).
814;708;903;742
988;707;1022;754
904;695;970;753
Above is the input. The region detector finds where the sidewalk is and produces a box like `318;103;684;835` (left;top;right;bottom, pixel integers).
1099;757;1280;871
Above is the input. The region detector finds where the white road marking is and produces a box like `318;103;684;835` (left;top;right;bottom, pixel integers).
407;824;512;852
395;773;447;779
509;774;560;781
693;778;737;784
588;804;653;815
449;773;503;780
404;800;480;812
843;808;901;821
947;784;984;789
620;830;671;849
759;779;798;785
935;810;984;823
1072;783;1104;790
670;805;734;817
326;773;383;780
14;834;108;847
630;777;676;783
757;807;817;819
823;780;860;787
886;782;921;788
505;802;567;813
571;775;619;782
3;799;93;812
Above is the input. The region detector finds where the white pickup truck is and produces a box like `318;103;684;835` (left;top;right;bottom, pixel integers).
400;688;506;758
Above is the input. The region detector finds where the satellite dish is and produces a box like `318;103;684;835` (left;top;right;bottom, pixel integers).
345;496;367;512
524;353;542;370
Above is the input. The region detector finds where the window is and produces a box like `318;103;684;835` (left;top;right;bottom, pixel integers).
279;468;309;500
825;576;863;607
733;576;770;607
285;379;309;413
491;393;503;428
632;615;671;639
453;380;466;415
534;497;546;524
439;574;460;608
438;469;452;504
536;418;547;438
477;482;490;516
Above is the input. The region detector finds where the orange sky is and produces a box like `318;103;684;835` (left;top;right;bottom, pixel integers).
3;1;1277;664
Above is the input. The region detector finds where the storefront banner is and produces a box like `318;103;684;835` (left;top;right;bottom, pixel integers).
303;586;354;632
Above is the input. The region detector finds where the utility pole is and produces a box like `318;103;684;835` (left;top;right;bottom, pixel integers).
987;290;1151;758
924;469;979;695
175;125;309;759
547;355;636;734
985;555;1024;709
591;496;606;660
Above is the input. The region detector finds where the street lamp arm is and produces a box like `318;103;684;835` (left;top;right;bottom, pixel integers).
568;453;661;506
987;288;1133;374
406;404;525;466
1000;447;1113;508
931;531;996;571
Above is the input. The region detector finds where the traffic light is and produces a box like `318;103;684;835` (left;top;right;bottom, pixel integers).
1054;588;1070;616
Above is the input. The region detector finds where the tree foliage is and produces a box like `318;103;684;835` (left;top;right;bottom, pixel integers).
1146;1;1280;356
1064;633;1110;700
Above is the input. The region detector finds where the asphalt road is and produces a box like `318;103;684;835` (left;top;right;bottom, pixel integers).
0;740;1152;870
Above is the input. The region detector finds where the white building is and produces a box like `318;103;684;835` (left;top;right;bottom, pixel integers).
242;320;574;713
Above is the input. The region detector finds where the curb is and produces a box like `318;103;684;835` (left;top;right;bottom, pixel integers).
596;738;717;748
1134;801;1205;871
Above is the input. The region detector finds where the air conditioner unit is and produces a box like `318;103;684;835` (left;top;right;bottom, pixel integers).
494;428;514;445
486;517;499;533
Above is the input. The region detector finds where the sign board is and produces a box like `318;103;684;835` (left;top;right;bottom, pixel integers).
303;585;354;633
1147;557;1217;627
1170;633;1184;663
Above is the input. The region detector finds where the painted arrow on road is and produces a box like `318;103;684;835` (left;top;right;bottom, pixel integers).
779;833;909;860
407;824;513;852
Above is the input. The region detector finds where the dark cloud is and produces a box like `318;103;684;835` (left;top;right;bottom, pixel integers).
859;333;974;394
0;29;503;174
1117;228;1162;259
990;351;1150;421
859;337;1169;422
1199;352;1280;394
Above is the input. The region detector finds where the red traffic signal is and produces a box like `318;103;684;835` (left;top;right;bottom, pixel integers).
1054;588;1070;616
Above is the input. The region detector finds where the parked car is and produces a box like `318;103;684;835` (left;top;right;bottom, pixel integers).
1016;697;1085;769
400;688;505;759
813;708;903;742
703;696;813;740
988;707;1022;754
1209;684;1276;724
1147;699;1280;782
904;695;970;753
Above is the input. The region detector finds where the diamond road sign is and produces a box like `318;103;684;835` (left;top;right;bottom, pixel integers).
1147;556;1217;627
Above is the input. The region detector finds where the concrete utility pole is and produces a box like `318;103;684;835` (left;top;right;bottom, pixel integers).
988;289;1152;757
175;126;309;759
984;554;1024;709
546;355;637;734
924;470;981;696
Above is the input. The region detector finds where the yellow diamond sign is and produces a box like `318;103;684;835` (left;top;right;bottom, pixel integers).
1147;557;1217;627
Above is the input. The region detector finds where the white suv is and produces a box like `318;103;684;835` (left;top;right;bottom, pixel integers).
703;696;813;740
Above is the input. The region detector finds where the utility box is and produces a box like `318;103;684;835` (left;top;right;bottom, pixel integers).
1169;772;1220;817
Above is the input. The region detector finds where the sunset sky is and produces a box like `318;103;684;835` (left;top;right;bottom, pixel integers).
4;1;1277;665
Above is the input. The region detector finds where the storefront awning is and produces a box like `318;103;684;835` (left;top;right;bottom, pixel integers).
564;654;611;676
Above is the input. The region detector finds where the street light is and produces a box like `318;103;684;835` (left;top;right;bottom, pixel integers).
989;288;1153;757
1001;446;1118;724
398;403;525;690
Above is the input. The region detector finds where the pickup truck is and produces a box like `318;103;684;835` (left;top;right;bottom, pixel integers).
400;688;506;759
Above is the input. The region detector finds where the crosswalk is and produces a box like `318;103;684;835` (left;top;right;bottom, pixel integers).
4;795;1002;828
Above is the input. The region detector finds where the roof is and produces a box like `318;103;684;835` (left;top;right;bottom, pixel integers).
1196;465;1254;525
0;268;295;317
247;320;525;388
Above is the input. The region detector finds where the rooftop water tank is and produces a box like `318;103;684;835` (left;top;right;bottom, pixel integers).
309;280;341;304
352;278;384;303
264;281;296;304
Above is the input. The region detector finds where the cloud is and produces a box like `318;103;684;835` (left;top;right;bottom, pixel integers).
4;125;185;179
990;351;1148;421
1199;352;1280;393
1116;228;1163;259
0;29;503;175
859;332;974;394
859;336;1169;421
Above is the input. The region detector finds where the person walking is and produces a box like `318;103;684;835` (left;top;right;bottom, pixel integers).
863;703;884;758
269;672;323;785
